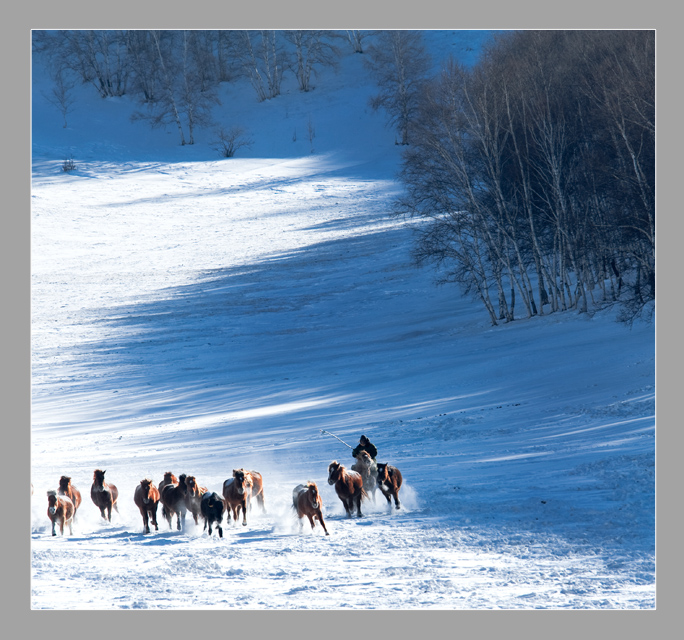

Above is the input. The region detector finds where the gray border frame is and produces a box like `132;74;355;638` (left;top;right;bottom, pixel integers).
14;0;671;636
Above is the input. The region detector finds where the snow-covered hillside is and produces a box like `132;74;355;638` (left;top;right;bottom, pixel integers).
30;30;655;609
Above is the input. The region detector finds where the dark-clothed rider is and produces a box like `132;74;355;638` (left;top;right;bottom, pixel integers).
351;434;377;462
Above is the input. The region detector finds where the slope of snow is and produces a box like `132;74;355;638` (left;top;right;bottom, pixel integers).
30;30;655;609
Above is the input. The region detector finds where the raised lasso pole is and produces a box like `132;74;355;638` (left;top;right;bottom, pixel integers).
319;429;353;450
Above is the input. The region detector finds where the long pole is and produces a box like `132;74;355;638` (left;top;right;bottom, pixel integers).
319;429;353;450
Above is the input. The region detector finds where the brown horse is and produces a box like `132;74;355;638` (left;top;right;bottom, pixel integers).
351;450;377;502
222;469;255;526
376;463;403;509
184;475;208;526
292;482;329;535
47;490;74;536
90;469;119;522
159;473;188;531
58;475;82;520
134;478;160;534
327;461;366;518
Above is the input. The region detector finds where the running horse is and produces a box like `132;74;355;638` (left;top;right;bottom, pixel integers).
292;481;329;535
47;490;74;536
184;475;208;526
58;475;82;521
200;491;226;538
376;463;403;510
327;461;366;518
159;471;178;521
351;450;377;502
159;473;188;531
222;468;259;526
90;469;119;522
134;478;160;534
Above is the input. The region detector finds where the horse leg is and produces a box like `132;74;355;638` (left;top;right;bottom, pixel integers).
217;523;223;538
241;500;247;526
393;491;401;509
107;504;112;522
59;518;64;536
51;519;56;537
355;493;363;518
151;505;159;531
343;498;352;518
317;512;330;536
307;514;316;530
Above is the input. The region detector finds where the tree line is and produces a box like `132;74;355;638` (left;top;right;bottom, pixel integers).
396;30;655;325
33;30;377;146
33;30;654;325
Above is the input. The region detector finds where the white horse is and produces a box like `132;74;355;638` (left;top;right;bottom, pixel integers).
351;450;377;502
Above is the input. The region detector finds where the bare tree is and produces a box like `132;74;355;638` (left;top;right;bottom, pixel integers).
284;30;340;92
364;30;431;145
42;67;77;128
210;125;253;157
345;30;376;54
233;30;286;101
131;31;219;146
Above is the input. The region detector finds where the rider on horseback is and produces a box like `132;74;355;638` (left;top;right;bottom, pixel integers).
351;435;377;466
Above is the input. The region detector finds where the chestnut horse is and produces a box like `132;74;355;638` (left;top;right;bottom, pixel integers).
247;470;265;513
159;473;188;531
134;478;160;534
90;469;119;522
184;475;208;526
47;490;74;536
376;463;403;509
351;450;377;502
292;482;329;535
222;468;258;526
200;491;226;538
58;475;82;521
327;461;366;518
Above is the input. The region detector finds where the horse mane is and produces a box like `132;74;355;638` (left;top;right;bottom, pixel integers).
47;489;57;497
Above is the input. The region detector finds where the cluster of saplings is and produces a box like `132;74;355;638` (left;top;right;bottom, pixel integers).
32;29;401;151
397;30;655;325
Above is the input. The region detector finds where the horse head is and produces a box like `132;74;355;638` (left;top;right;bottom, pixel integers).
185;475;201;497
233;469;248;495
307;482;320;509
140;478;154;504
58;476;71;493
47;490;58;514
92;469;106;491
376;463;388;482
328;461;342;485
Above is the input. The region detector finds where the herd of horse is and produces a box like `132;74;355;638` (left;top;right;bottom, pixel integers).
42;458;403;538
